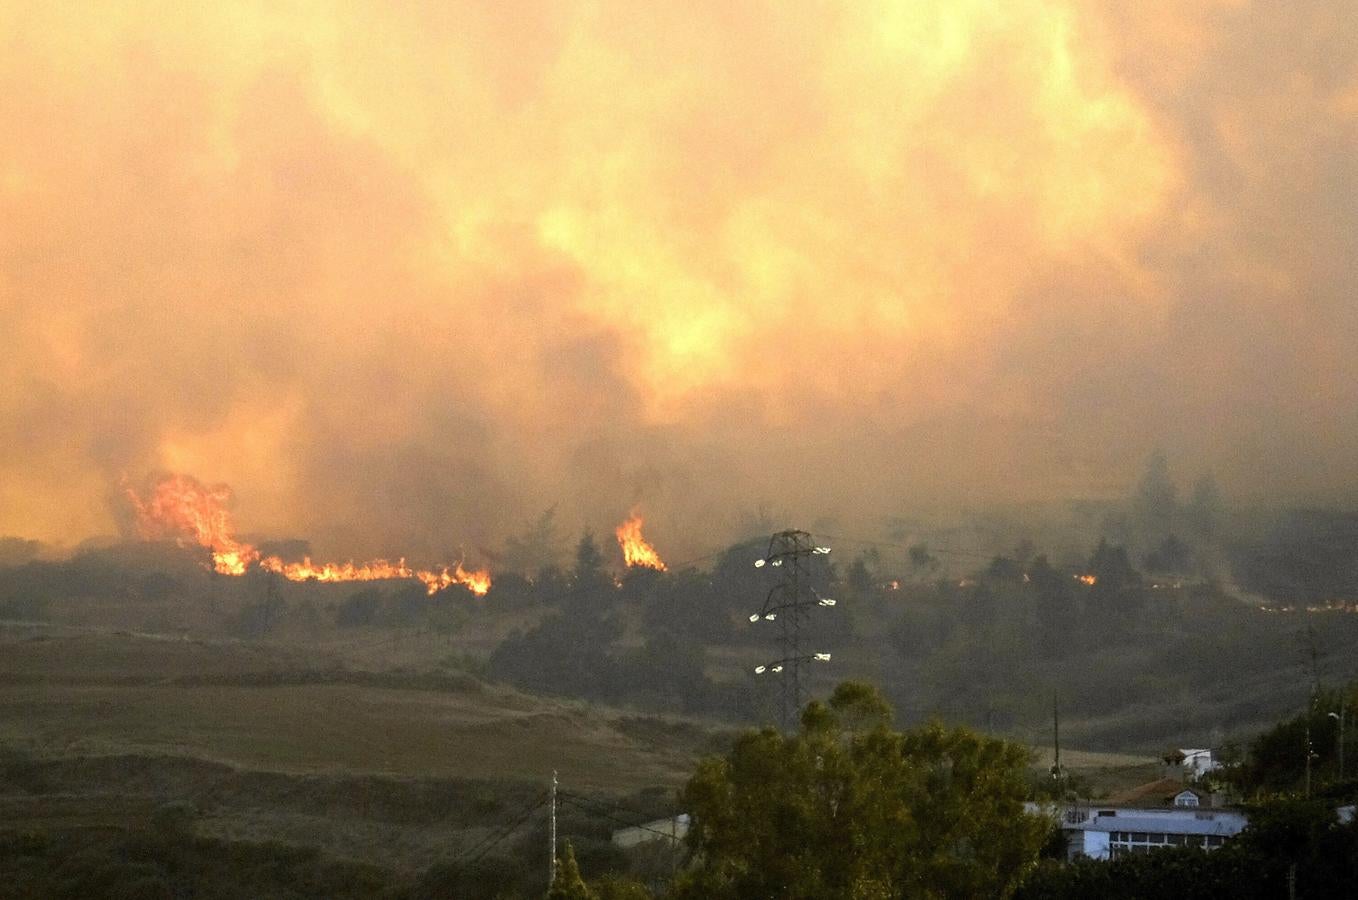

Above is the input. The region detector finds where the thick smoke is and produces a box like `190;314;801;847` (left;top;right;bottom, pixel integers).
1;2;1354;560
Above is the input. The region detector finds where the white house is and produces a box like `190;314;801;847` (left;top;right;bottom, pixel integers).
1026;802;1248;861
1178;748;1221;780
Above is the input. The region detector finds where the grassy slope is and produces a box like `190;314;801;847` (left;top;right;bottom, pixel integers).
0;629;704;792
0;626;718;871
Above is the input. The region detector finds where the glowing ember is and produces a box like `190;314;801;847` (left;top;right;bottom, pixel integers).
124;472;490;595
124;473;258;575
1075;573;1097;585
615;512;667;571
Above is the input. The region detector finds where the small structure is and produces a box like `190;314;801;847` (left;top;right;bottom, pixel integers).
611;814;689;850
1108;778;1211;808
1066;806;1246;859
1178;748;1221;780
1026;801;1247;861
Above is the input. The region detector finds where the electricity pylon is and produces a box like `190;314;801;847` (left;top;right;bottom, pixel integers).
750;530;835;731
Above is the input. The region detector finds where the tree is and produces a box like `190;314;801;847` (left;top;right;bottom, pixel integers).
1143;535;1193;575
571;530;611;597
1134;451;1178;542
548;841;596;900
1185;474;1224;541
909;544;939;580
1086;539;1140;590
1232;684;1353;795
503;505;566;576
590;873;653;899
674;682;1048;899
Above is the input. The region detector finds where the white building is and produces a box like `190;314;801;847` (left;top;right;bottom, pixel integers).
1178;748;1221;780
611;814;689;849
1026;803;1248;861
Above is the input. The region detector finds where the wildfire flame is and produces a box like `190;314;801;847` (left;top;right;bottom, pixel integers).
255;555;490;596
1075;573;1097;586
615;512;666;571
123;473;490;595
124;473;258;575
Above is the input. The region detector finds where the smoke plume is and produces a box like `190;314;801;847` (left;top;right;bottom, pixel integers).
1;2;1354;558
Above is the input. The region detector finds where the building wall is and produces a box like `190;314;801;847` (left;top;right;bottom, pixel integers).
1063;807;1247;862
1075;829;1111;860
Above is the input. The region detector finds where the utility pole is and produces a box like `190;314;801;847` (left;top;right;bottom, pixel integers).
1330;702;1346;782
1341;702;1347;781
1305;725;1313;799
1051;694;1065;801
1300;623;1323;696
548;770;558;889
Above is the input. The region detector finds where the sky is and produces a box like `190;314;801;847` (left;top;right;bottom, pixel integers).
1;1;1354;562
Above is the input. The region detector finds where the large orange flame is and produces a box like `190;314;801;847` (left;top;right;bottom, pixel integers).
615;512;666;571
124;473;259;575
124;473;490;595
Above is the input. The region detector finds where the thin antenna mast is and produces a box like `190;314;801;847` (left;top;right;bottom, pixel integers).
1051;694;1064;798
548;770;558;888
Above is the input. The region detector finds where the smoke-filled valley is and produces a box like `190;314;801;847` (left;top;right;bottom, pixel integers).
4;1;1358;897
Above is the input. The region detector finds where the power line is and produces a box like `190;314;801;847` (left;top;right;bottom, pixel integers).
447;790;549;868
557;792;686;844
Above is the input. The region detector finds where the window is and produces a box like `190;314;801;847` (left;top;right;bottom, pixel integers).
1109;827;1230;855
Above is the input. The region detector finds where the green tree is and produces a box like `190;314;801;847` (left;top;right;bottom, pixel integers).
590;873;653;899
1232;683;1355;796
571;530;610;597
674;682;1048;899
548;841;596;900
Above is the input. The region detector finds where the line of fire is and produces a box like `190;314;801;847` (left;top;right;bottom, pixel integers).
120;472;675;598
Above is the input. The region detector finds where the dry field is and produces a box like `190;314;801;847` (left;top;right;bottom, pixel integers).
0;628;704;793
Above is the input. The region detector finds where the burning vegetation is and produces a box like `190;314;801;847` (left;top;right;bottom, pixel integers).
615;512;666;571
123;473;491;596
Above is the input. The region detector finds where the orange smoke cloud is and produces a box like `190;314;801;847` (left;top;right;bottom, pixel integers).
3;3;1356;553
615;512;667;571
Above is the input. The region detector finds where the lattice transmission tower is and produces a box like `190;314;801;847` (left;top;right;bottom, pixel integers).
749;530;836;731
